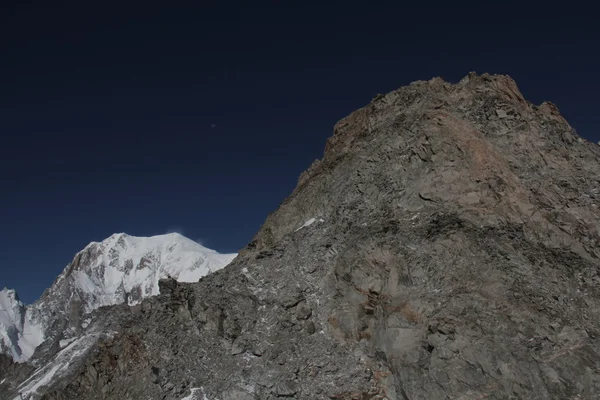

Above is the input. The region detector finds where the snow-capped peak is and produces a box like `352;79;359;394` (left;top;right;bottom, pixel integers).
0;288;41;361
0;233;237;362
58;232;236;312
0;289;22;330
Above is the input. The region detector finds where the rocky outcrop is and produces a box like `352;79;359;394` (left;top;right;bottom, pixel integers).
4;73;600;399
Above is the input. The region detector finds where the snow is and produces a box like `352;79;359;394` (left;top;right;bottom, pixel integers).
20;314;44;359
1;232;237;363
0;289;44;362
295;218;325;231
15;364;61;399
0;289;19;327
59;337;76;348
13;332;111;399
64;233;236;312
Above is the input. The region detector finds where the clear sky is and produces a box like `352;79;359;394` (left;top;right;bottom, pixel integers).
1;1;599;303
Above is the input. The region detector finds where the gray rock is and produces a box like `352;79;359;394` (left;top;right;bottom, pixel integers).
3;73;600;400
295;304;312;320
222;388;256;400
304;321;316;335
230;342;245;355
274;380;298;397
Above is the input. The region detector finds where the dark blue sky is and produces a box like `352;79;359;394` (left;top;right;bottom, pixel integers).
1;1;599;303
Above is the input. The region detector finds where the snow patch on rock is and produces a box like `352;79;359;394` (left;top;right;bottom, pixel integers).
295;218;324;231
13;332;109;399
180;387;207;400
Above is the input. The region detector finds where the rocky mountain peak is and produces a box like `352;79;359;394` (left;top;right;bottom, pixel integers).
0;288;20;303
2;74;600;400
0;287;43;365
264;72;598;252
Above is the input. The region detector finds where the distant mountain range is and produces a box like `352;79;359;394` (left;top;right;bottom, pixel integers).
0;233;236;362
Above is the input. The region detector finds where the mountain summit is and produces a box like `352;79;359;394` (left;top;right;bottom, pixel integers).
3;73;600;399
0;288;40;362
0;233;236;363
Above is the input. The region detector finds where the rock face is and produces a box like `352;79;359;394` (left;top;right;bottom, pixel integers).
3;73;600;400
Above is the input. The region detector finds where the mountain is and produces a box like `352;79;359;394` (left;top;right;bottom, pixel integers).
2;73;600;399
0;233;236;363
0;289;42;362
